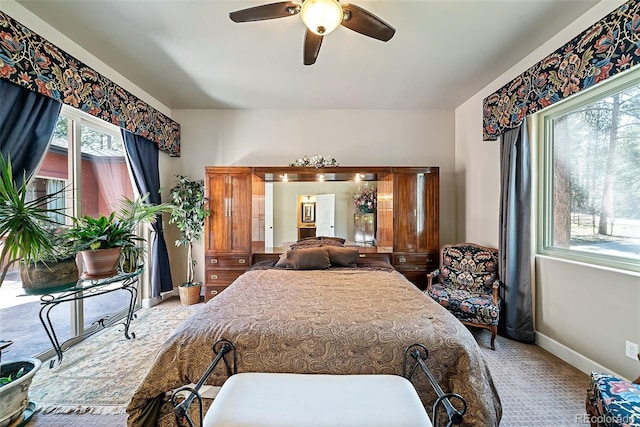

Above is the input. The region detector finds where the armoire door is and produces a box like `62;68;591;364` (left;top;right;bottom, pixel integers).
205;170;252;254
393;172;439;253
393;173;419;252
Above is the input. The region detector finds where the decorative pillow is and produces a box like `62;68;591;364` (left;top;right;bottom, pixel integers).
285;247;331;270
297;236;321;242
325;246;359;267
318;236;346;244
274;253;289;269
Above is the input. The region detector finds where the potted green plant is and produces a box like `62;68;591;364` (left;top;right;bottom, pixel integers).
168;175;210;305
0;156;77;290
66;212;132;279
18;228;79;292
0;341;40;427
67;194;172;279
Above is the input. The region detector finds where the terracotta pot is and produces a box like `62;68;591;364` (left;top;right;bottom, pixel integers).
178;283;202;305
80;247;122;279
0;358;41;427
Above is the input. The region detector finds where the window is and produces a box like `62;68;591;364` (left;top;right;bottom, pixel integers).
539;70;640;272
26;177;66;225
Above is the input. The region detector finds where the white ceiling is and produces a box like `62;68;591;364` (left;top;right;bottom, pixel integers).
14;0;600;110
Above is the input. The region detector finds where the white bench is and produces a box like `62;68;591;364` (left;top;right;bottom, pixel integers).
172;341;464;427
202;372;432;427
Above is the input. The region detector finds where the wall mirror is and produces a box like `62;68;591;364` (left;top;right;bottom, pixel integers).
254;167;389;248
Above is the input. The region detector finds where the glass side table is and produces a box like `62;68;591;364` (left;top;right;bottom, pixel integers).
27;269;142;368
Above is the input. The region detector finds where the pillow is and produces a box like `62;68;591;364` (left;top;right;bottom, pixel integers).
285;247;330;270
274;253;289;269
297;236;321;242
325;246;359;267
318;236;346;245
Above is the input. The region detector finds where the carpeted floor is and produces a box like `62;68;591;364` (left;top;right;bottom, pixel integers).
21;298;591;426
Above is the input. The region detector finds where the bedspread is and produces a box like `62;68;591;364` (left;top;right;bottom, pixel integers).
127;267;501;426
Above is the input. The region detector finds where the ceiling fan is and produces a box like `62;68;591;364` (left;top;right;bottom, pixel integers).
229;0;395;65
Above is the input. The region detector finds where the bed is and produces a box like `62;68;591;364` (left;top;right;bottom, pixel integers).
126;246;502;426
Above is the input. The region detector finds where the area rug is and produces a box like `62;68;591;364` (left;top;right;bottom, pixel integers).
29;303;199;415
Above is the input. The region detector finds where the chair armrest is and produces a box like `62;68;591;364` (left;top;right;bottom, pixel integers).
492;280;500;306
426;269;440;291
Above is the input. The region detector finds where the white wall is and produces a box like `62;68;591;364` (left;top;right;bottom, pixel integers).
455;0;640;380
168;109;455;288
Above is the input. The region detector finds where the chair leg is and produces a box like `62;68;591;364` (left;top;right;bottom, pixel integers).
490;325;497;350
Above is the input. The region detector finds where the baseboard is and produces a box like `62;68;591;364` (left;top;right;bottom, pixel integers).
536;332;625;379
142;289;177;308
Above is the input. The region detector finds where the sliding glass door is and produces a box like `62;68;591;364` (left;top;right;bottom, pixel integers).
5;106;139;360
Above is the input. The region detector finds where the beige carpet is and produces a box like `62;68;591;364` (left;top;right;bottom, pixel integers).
25;301;591;427
28;300;198;416
473;329;590;426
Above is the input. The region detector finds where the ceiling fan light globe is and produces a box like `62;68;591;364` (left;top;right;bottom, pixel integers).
300;0;343;36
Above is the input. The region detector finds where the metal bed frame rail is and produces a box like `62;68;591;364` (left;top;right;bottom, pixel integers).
171;339;237;427
403;343;467;427
171;341;466;427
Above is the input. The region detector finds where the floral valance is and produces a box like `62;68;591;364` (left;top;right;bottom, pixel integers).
483;0;640;141
0;11;180;156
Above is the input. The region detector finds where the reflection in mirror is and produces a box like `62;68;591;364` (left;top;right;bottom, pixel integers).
270;181;376;247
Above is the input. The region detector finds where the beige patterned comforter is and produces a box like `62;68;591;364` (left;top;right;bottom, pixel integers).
127;267;501;426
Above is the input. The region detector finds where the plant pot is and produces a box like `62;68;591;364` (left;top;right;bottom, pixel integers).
80;247;122;279
0;358;41;427
20;257;79;292
178;283;202;306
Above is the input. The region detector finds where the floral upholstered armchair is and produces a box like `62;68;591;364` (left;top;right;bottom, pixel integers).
426;243;501;350
586;356;640;427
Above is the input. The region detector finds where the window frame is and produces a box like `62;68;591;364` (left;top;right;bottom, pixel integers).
536;68;640;274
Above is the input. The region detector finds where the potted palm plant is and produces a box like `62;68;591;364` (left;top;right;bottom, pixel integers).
168;175;209;305
116;195;173;273
0;156;77;291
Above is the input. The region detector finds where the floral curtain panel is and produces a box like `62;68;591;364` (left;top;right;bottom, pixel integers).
0;11;180;156
483;0;640;141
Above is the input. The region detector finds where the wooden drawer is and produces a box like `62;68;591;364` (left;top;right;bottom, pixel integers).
206;255;250;268
393;252;437;267
357;252;391;263
205;270;245;285
204;285;228;302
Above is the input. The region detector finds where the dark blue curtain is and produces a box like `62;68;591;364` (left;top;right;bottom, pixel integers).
0;79;61;184
498;118;534;343
122;131;173;297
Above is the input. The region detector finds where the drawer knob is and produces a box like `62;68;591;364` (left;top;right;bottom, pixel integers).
210;274;218;280
210;259;218;264
427;259;433;263
239;259;246;264
210;290;218;295
398;257;406;263
359;254;366;258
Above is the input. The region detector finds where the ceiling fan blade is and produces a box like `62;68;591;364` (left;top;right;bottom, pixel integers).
341;4;395;42
304;30;323;66
230;2;300;23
